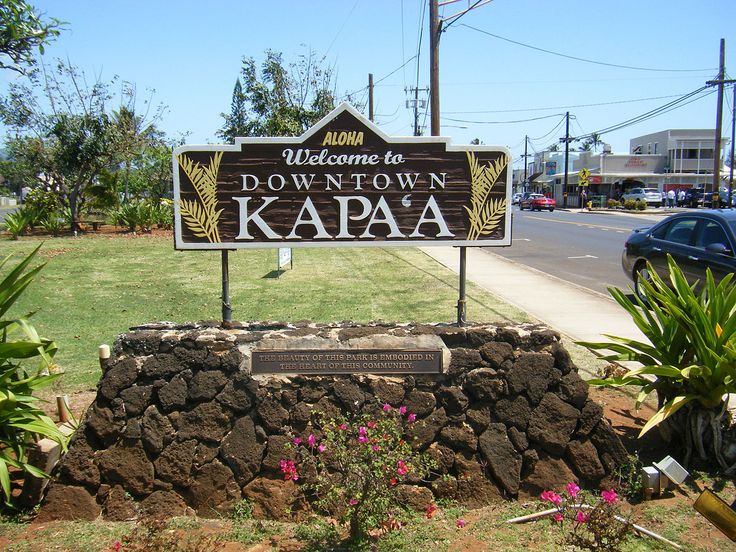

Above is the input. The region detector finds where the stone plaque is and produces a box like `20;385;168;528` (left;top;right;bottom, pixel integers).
251;349;442;375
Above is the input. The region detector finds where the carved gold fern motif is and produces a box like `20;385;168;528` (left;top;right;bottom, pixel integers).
463;151;508;241
177;151;224;243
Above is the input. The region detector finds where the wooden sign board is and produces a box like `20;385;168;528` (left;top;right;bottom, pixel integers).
173;103;511;250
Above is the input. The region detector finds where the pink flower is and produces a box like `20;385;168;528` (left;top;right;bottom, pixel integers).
399;406;407;415
426;503;438;519
279;459;298;481
390;477;398;486
540;490;562;506
372;444;381;452
292;437;302;446
367;421;377;429
307;434;316;447
456;518;466;528
396;460;409;476
359;426;367;436
339;423;348;431
383;403;392;412
553;513;563;523
575;511;589;524
113;543;122;551
358;435;369;443
601;489;618;504
318;444;326;453
407;413;417;423
566;482;580;498
349;498;359;506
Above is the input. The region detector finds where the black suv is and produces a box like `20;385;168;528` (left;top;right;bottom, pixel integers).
683;187;704;208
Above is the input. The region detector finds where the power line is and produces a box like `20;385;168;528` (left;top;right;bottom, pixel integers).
460;24;717;73
344;55;418;98
441;112;566;125
575;86;714;140
529;115;567;142
442;92;696;114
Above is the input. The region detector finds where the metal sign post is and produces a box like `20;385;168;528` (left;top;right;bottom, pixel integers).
221;250;232;323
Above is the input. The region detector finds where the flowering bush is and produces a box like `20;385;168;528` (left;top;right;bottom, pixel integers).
540;483;631;551
282;403;435;541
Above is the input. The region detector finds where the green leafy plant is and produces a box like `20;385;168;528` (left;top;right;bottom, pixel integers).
3;210;31;239
635;199;647;211
0;245;67;504
622;199;636;210
539;483;631;551
40;212;63;237
606;199;620;209
580;255;736;469
284;403;435;541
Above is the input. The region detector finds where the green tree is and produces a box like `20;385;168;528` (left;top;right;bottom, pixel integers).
0;0;64;74
226;49;337;138
217;78;248;143
109;82;165;201
0;61;167;232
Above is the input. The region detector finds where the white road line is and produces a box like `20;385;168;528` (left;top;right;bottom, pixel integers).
567;255;598;259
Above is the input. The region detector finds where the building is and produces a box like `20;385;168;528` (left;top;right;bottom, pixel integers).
525;129;729;207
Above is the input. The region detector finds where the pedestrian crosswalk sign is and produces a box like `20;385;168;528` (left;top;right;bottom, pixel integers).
578;168;590;187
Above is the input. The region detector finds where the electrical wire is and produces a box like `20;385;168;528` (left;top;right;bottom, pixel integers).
442;93;697;114
441;112;566;125
575;86;714;140
529;115;567;142
324;0;360;56
460;24;717;73
343;55;418;98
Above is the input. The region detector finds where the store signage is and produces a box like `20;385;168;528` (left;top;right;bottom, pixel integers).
173;103;511;250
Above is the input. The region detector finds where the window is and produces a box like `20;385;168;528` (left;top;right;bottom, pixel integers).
654;142;658;154
647;143;652;154
695;220;731;250
663;218;697;245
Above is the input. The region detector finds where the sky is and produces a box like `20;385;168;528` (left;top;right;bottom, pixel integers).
2;0;736;172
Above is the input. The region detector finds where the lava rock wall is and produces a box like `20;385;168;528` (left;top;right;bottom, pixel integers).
41;321;627;521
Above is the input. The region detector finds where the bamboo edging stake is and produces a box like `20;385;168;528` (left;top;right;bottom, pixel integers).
507;504;682;550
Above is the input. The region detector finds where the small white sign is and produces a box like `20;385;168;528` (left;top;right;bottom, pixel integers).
278;247;292;269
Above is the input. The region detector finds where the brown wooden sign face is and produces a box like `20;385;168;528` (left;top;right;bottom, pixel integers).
173;103;511;250
251;349;442;375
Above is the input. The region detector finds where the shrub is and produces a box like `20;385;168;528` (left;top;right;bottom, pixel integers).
623;199;637;210
581;255;736;469
539;483;631;551
606;199;620;209
635;199;647;211
23;188;60;224
285;403;435;541
3;210;31;240
0;245;68;504
40;212;64;237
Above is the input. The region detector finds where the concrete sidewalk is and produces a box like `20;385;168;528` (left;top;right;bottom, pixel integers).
421;246;647;345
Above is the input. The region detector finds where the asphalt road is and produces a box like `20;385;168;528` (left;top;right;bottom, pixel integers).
489;206;662;296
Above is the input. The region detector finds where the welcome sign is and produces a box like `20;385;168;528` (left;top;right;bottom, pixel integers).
173;103;511;249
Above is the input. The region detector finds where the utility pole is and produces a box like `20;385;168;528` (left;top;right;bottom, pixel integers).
405;86;428;136
730;84;735;207
430;0;441;137
713;39;726;209
368;73;374;122
560;112;572;207
521;135;530;190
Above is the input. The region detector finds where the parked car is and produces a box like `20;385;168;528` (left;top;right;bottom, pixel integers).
622;210;736;302
621;187;663;207
519;193;556;212
512;192;523;205
683;187;704;208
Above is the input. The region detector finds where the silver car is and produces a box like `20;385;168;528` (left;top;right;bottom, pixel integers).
621;187;662;207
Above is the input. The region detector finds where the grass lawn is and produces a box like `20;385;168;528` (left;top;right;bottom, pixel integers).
3;234;531;393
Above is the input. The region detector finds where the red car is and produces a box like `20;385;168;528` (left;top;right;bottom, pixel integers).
519;193;556;212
